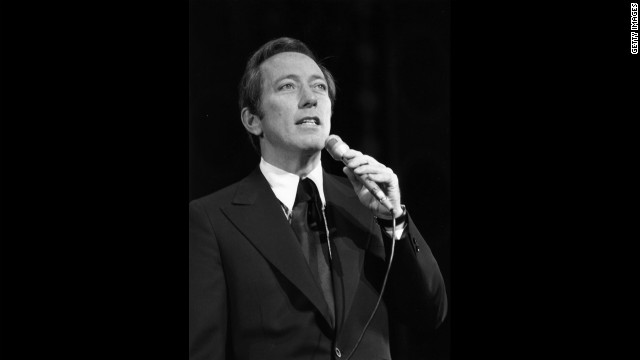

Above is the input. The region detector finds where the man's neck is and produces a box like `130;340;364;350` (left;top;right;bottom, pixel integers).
261;149;322;177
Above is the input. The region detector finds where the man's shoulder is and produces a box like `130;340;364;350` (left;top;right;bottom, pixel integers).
189;181;239;208
323;170;354;193
189;169;259;209
325;171;350;186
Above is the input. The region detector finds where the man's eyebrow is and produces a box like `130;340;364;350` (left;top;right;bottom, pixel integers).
309;74;327;82
274;74;326;83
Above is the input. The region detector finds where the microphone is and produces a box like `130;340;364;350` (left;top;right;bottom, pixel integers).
325;135;400;359
325;134;395;213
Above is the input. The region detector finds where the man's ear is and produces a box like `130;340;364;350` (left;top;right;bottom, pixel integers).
240;107;263;136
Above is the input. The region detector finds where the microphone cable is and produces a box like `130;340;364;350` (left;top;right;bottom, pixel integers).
344;209;398;360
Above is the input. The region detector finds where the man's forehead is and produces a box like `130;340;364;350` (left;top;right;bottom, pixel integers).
260;52;324;80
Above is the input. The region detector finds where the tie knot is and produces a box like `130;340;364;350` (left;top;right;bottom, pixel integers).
295;178;319;205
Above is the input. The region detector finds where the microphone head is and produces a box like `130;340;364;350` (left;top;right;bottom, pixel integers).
325;134;349;161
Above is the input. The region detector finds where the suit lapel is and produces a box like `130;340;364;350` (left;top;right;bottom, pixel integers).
323;171;376;331
220;168;335;327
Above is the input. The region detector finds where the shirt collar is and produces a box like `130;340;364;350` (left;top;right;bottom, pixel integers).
259;157;326;213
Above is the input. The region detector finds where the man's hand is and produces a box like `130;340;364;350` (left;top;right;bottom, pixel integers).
341;149;403;220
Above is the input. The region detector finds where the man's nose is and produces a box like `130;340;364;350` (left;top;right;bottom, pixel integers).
299;85;318;108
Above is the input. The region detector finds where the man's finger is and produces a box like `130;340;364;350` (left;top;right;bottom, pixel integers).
342;166;362;190
366;172;398;185
353;164;393;176
345;155;381;169
341;149;363;161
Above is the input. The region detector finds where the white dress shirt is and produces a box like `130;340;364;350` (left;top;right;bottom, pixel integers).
259;157;405;239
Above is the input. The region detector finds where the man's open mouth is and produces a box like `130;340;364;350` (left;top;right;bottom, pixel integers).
296;116;320;125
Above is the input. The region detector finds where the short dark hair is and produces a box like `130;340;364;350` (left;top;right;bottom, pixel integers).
238;37;336;153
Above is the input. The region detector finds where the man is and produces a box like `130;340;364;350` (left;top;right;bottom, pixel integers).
189;37;447;360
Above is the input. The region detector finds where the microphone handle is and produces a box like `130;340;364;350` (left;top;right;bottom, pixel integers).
339;157;396;214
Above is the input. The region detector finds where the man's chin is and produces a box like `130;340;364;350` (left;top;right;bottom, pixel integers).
299;144;324;155
298;136;327;152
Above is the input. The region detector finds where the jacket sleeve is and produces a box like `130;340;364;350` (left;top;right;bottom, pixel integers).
381;210;448;331
189;200;227;360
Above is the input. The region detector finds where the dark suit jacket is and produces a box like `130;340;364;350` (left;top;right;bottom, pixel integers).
189;167;447;360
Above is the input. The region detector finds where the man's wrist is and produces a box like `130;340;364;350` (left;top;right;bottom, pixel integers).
376;205;407;227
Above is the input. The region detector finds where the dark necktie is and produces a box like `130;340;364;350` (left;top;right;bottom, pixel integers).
291;178;335;325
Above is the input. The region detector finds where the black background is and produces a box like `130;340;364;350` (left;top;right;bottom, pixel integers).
1;1;638;359
189;0;451;358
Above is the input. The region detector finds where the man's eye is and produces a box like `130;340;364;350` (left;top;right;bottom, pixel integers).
279;83;295;90
314;83;327;91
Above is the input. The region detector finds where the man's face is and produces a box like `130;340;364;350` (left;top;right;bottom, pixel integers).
256;52;332;158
